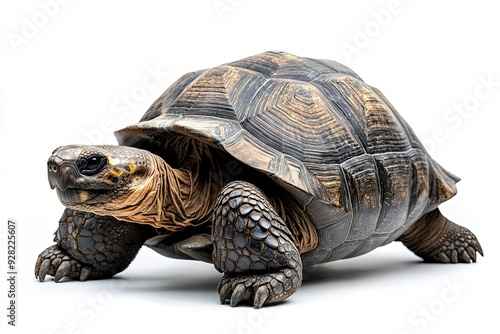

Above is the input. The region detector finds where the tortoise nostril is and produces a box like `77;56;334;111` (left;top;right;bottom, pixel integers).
48;160;59;173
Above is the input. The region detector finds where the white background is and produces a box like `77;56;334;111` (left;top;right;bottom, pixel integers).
1;1;499;333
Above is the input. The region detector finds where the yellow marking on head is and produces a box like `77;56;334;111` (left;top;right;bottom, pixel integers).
103;172;118;185
128;163;136;172
108;157;121;166
110;168;124;176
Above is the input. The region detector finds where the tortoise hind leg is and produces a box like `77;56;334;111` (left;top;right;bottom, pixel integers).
212;181;303;308
398;209;483;263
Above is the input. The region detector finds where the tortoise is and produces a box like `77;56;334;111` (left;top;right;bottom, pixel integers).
36;51;483;308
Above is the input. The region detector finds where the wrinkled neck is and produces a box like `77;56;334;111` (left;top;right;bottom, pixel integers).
162;157;221;231
103;154;168;228
111;153;219;232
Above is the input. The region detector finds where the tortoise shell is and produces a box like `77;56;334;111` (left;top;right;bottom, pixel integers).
115;51;458;265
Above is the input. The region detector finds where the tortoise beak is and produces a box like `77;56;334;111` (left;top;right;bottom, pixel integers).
47;147;83;191
47;159;81;191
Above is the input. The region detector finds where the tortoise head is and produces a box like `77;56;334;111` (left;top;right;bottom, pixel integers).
47;145;155;213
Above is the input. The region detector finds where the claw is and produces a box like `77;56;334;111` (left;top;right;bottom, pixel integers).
437;252;451;263
450;250;458;263
35;257;42;278
254;285;269;309
466;246;477;262
55;261;71;283
460;250;471;263
38;259;51;282
476;243;484;257
80;266;92;282
230;284;246;307
219;283;230;304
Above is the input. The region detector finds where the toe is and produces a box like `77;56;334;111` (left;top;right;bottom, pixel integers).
35;256;42;278
55;261;72;283
230;284;246;307
437;252;451;263
80;266;93;282
475;243;484;257
219;282;230;304
459;250;471;263
38;259;51;282
254;285;269;309
466;246;477;262
450;250;458;263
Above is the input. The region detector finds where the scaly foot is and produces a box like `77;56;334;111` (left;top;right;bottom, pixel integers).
212;181;303;308
35;245;92;282
398;209;483;263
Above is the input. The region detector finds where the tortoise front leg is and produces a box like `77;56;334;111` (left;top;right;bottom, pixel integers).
35;209;155;282
212;181;303;308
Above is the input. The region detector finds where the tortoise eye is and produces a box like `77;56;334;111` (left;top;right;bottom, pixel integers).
79;155;106;176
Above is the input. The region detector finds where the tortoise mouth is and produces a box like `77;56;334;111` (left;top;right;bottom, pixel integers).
56;187;110;206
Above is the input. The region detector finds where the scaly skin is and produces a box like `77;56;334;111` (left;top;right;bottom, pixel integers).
398;209;483;263
35;209;155;282
212;181;303;308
